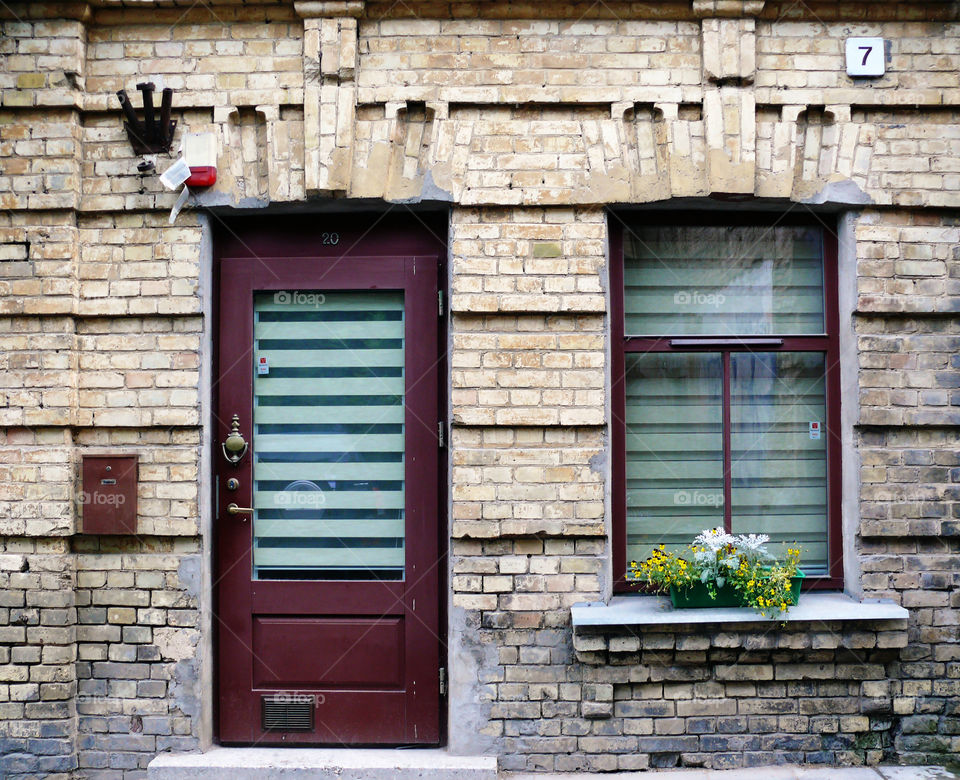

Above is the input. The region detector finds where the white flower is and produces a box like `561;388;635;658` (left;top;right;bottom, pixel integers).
734;533;774;562
694;527;736;552
735;533;770;551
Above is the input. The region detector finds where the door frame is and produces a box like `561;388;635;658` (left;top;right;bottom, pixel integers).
210;211;449;745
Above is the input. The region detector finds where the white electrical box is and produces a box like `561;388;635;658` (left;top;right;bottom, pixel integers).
846;37;885;77
183;132;218;187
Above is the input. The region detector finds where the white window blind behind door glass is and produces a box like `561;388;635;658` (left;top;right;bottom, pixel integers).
252;291;405;580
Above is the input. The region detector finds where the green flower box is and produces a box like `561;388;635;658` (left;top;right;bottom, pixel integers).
669;570;805;610
668;581;740;608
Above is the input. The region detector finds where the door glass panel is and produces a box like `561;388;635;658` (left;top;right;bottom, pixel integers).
623;225;824;336
252;291;405;580
624;352;723;563
730;352;828;574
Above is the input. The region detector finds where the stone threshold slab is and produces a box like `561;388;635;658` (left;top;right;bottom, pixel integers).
572;592;909;628
148;747;497;780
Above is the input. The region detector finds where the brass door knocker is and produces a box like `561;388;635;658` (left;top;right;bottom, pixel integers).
221;415;249;465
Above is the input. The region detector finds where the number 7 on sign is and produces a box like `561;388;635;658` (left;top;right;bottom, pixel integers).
846;37;885;77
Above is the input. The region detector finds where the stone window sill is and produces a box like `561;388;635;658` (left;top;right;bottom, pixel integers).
571;592;909;663
572;592;908;628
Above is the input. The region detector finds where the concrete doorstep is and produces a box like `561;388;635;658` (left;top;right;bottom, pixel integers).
147;748;957;780
147;747;499;779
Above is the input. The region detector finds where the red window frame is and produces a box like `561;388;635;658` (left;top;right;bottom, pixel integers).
610;213;843;593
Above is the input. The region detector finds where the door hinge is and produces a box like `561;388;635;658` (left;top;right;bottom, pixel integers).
437;421;445;449
438;289;444;317
439;667;447;696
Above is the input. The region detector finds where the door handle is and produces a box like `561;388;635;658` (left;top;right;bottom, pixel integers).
227;503;254;515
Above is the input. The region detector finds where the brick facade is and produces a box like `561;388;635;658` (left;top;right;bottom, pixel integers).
1;0;959;777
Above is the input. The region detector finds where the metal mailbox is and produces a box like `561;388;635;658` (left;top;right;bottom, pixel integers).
81;454;138;534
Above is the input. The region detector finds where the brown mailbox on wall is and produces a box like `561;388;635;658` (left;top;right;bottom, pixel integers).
81;454;138;534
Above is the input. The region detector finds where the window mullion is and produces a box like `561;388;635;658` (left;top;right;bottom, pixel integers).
722;350;732;534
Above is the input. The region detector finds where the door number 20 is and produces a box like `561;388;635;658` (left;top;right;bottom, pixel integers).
845;37;885;77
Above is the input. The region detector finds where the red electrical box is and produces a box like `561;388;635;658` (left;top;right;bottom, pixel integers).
81;455;138;534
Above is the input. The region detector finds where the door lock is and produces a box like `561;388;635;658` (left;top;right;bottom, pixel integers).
226;478;240;491
227;503;254;515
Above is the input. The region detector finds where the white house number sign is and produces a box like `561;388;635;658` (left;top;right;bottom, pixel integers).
845;37;886;77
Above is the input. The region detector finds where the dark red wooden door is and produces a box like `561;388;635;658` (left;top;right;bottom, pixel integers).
215;218;443;745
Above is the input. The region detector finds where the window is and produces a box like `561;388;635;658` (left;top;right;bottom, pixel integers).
611;215;842;590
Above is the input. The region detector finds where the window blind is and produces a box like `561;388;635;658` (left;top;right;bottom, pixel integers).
623;226;824;336
252;291;405;580
624;352;724;564
731;351;828;573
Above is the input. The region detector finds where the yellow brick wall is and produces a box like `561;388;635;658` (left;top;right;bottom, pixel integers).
451;207;606;312
84;13;303;110
77;215;201;315
755;21;960;92
0;18;85;109
357;18;702;100
0;110;81;210
451;427;606;540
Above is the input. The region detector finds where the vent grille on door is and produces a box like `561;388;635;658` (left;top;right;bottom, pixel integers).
261;696;314;731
